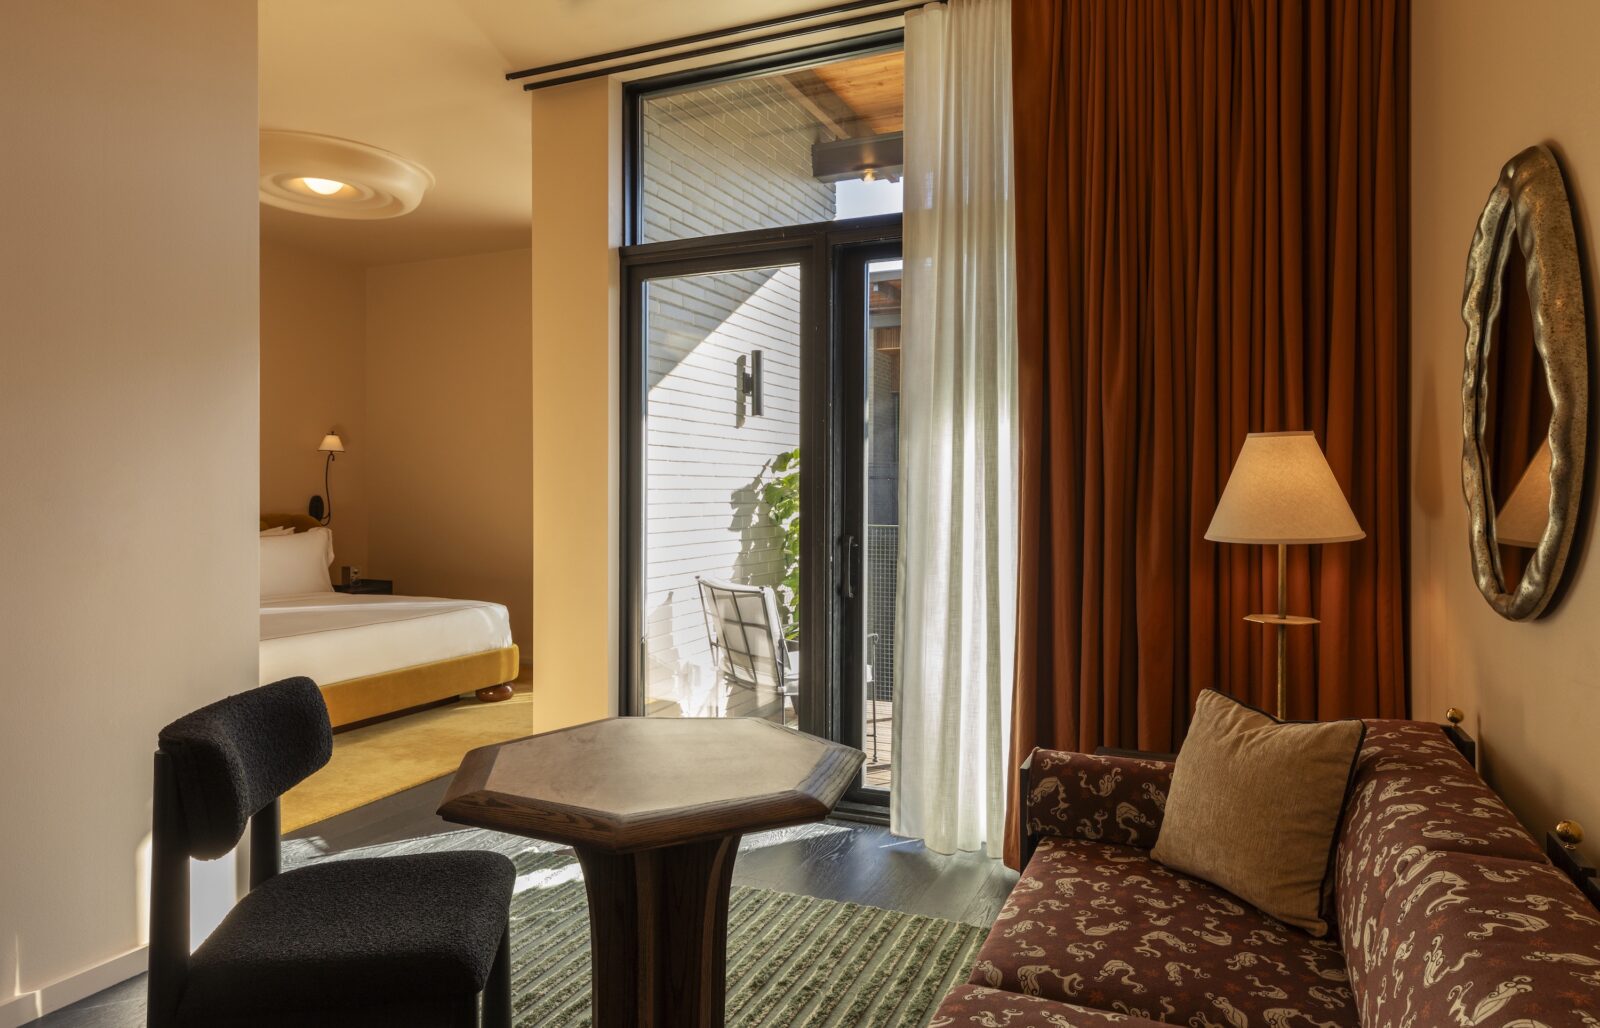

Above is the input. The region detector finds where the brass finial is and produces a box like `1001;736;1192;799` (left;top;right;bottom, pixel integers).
1555;820;1585;849
1445;707;1465;725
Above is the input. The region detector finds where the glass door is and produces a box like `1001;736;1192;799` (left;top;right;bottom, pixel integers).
626;252;821;734
840;243;903;799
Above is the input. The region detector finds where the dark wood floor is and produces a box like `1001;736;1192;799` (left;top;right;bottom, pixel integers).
37;776;1015;1027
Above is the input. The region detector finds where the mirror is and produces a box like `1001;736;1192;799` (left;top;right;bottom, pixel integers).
1462;144;1588;620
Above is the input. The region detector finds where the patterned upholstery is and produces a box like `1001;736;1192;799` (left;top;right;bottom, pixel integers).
1024;750;1172;851
937;720;1600;1027
1360;850;1600;1027
1334;719;1544;1005
968;837;1357;1026
931;985;1166;1026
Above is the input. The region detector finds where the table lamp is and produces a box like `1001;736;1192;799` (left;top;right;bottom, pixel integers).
1494;438;1552;549
1205;431;1364;718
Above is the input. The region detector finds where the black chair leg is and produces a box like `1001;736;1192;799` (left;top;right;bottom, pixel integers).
482;919;512;1027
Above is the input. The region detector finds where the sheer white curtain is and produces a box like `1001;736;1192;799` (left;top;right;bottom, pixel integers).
891;0;1017;857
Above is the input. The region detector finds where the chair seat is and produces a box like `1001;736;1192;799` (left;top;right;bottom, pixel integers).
177;851;515;1024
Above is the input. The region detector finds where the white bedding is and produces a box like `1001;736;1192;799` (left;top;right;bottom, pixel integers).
260;593;514;688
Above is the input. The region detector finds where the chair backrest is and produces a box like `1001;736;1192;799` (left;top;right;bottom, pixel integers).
157;676;332;859
697;577;790;691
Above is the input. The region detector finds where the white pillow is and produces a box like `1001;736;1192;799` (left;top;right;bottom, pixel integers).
260;527;335;599
260;525;294;536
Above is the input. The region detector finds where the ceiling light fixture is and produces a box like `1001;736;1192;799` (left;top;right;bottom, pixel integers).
297;176;348;196
259;130;434;220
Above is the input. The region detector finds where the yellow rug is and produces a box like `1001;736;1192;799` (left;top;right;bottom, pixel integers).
283;675;534;833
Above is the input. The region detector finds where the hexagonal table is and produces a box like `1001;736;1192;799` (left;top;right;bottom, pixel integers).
438;717;864;1028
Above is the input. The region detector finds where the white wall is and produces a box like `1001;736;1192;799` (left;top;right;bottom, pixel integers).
1411;0;1600;838
0;0;260;1022
260;241;370;569
529;79;622;728
366;249;534;651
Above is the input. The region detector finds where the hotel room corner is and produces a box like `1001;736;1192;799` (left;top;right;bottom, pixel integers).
259;243;535;661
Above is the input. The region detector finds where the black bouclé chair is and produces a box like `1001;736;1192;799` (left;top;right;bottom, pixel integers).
147;677;514;1027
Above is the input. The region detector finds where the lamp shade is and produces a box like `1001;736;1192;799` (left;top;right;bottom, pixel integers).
318;433;345;453
1205;432;1364;545
1495;439;1552;549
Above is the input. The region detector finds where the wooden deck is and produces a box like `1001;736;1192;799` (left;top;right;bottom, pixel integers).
862;698;891;792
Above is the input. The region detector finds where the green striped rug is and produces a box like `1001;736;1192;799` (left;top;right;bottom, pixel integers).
287;827;985;1027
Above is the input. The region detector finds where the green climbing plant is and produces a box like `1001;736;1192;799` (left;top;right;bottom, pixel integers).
759;447;801;641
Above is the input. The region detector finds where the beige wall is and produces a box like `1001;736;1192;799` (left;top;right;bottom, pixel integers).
530;80;622;726
366;249;534;650
1412;0;1600;838
260;241;369;569
0;0;259;1021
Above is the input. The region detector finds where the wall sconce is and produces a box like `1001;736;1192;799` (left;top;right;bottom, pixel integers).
308;431;344;524
739;350;763;417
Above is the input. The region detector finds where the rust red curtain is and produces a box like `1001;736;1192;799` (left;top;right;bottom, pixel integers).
1007;0;1409;868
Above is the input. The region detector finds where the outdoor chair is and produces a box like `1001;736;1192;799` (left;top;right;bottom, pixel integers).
697;577;798;724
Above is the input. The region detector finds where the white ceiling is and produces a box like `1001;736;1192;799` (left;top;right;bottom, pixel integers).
259;0;858;267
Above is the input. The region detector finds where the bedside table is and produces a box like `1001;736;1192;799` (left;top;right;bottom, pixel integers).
334;579;393;595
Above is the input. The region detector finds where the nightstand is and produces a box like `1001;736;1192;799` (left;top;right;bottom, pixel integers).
334;579;393;595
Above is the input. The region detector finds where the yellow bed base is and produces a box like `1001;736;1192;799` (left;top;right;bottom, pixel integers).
320;644;521;729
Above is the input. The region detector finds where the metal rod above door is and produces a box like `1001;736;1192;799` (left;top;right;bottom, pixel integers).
507;0;921;91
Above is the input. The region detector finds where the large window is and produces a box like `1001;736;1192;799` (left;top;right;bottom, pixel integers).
623;38;904;807
634;44;904;244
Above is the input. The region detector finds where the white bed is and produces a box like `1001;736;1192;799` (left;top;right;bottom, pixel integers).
258;516;521;727
260;592;514;688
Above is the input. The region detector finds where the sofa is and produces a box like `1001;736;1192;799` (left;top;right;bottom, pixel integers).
932;719;1600;1027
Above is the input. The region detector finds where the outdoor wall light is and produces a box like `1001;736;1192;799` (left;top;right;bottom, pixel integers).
739;350;764;417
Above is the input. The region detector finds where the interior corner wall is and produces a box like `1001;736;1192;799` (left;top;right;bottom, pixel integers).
0;0;259;1022
530;78;622;727
260;241;370;570
1411;0;1600;837
364;249;534;653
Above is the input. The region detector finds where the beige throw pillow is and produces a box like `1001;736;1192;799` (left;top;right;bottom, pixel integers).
1151;689;1364;937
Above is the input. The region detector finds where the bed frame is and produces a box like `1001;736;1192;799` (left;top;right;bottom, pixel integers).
261;514;519;728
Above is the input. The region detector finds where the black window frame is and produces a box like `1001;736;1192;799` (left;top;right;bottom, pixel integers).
618;37;905;810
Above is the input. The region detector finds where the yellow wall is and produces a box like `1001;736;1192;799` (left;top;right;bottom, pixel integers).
366;249;534;651
0;0;259;1019
1411;0;1600;838
260;241;369;569
530;79;622;726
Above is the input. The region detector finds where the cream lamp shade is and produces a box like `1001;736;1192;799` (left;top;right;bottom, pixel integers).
1495;439;1552;549
1205;432;1364;544
318;433;345;454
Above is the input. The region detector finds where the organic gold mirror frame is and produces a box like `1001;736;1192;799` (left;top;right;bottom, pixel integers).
1461;144;1588;621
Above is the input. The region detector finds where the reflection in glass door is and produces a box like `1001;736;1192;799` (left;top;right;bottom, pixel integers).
638;262;805;729
849;253;903;796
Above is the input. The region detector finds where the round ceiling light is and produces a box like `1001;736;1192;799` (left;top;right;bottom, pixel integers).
259;130;434;220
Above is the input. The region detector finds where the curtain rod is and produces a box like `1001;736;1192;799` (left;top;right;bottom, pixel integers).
511;1;923;92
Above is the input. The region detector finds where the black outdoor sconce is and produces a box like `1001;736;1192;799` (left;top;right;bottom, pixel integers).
739;350;764;417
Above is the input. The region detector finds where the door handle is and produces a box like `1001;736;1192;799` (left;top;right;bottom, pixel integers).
842;535;861;600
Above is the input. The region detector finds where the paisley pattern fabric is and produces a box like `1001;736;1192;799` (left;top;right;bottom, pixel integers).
1024;750;1173;851
939;724;1600;1028
1361;850;1600;1027
1333;719;1543;999
967;837;1358;1026
931;985;1166;1026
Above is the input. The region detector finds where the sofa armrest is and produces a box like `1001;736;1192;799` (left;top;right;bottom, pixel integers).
1020;748;1173;858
